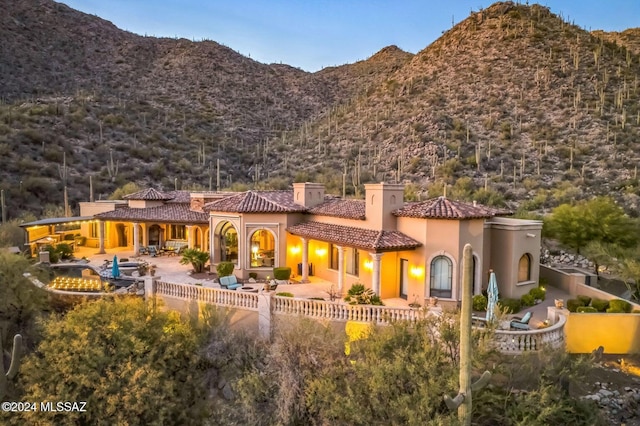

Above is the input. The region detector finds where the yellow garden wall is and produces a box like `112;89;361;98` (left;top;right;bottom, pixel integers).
565;313;640;354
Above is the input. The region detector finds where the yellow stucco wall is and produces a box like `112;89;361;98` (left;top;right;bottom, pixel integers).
565;313;640;354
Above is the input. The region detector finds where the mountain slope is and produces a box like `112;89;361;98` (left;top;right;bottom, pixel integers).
1;1;639;219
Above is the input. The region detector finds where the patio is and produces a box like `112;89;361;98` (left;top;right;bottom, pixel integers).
67;246;571;327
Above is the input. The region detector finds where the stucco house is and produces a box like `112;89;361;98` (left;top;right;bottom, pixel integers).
61;182;542;306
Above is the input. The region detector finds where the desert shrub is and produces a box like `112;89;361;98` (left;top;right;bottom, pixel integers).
529;286;546;301
276;292;294;297
576;306;598;313
473;294;488;311
273;267;291;280
576;295;592;306
608;299;632;313
497;298;521;314
521;294;536;307
590;298;609;312
216;261;234;277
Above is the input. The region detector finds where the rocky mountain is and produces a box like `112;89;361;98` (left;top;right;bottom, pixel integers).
1;0;639;219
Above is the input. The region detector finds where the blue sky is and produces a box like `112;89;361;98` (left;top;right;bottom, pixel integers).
61;1;639;72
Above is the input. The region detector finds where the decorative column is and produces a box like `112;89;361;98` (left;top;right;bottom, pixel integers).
186;225;193;249
370;253;383;295
301;237;309;283
98;221;106;254
133;222;140;256
336;245;345;291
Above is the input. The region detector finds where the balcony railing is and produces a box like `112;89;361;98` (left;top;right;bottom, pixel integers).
154;281;565;353
156;281;259;310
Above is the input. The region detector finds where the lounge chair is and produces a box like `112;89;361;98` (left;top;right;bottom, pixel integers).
510;311;532;330
219;275;242;290
138;246;149;255
148;246;160;257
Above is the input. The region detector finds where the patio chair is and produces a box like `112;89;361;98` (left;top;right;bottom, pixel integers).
138;246;149;255
148;246;160;257
510;311;532;330
219;275;242;290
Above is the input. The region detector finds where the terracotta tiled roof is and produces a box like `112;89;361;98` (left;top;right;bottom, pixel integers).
94;204;209;223
393;197;501;219
286;221;421;253
308;197;366;220
163;190;192;203
124;188;174;201
203;191;307;213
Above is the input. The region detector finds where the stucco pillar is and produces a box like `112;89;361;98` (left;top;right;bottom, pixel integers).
186;225;193;249
370;252;383;295
98;221;106;254
133;222;140;256
337;245;345;291
301;237;309;283
257;292;274;341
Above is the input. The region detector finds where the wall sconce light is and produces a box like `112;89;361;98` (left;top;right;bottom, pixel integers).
410;266;424;278
315;248;327;256
364;260;373;270
290;246;301;255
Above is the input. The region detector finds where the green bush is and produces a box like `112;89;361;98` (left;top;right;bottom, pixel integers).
276;292;294;297
55;243;74;260
520;293;536;307
273;267;292;280
590;298;609;312
497;298;521;314
605;308;625;313
609;299;632;313
180;248;210;273
42;245;59;263
216;261;234;277
576;295;592;306
566;299;585;312
529;286;546;301
249;272;258;280
576;306;598;313
472;294;487;311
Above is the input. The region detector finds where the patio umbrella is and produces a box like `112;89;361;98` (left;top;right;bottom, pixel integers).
112;255;120;279
486;270;499;323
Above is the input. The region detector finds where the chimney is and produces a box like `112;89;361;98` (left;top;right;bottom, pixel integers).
364;182;405;230
292;182;325;208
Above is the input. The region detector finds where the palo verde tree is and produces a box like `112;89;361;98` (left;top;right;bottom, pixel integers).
544;196;638;254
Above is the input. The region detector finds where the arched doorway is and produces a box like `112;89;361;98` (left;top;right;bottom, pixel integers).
217;222;238;264
148;225;162;247
115;223;128;247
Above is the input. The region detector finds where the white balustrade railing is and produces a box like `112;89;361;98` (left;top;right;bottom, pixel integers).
156;281;259;310
272;296;428;325
153;280;565;353
492;314;566;354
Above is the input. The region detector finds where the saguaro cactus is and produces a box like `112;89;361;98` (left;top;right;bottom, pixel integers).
0;334;23;400
444;244;491;425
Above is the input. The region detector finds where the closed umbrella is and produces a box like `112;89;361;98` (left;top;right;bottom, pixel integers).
486;270;499;322
112;255;120;279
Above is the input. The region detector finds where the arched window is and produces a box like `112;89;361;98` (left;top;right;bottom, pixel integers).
249;229;275;268
430;255;453;298
518;254;531;282
219;222;238;265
